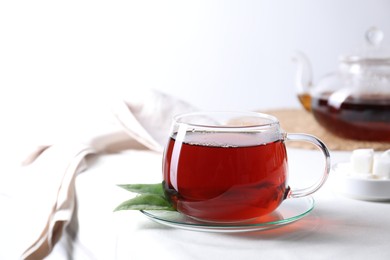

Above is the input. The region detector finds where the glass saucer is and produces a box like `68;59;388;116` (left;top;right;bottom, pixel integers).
140;196;314;233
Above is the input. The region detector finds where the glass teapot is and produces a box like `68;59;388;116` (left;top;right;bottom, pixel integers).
292;27;390;142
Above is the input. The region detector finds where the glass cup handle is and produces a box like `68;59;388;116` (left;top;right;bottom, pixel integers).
285;133;331;198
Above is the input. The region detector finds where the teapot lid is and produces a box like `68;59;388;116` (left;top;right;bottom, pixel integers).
340;27;390;64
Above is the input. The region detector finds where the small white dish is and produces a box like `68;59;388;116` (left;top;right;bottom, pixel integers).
332;162;390;201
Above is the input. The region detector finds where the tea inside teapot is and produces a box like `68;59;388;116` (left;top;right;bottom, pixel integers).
311;92;390;141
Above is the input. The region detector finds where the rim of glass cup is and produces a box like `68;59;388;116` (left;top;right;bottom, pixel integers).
173;111;280;130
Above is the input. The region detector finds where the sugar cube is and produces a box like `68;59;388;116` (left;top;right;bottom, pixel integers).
351;149;374;175
373;150;390;179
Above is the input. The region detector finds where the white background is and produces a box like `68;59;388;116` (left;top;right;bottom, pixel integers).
1;0;390;152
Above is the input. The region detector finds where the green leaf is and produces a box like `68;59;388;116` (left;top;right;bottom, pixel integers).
114;182;176;212
114;194;175;212
117;183;163;196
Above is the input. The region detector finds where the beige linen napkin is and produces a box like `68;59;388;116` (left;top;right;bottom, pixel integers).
9;90;195;259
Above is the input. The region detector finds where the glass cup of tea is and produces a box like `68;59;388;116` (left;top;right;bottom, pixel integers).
162;111;330;223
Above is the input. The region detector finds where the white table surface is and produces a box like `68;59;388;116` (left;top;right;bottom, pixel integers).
43;147;390;260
